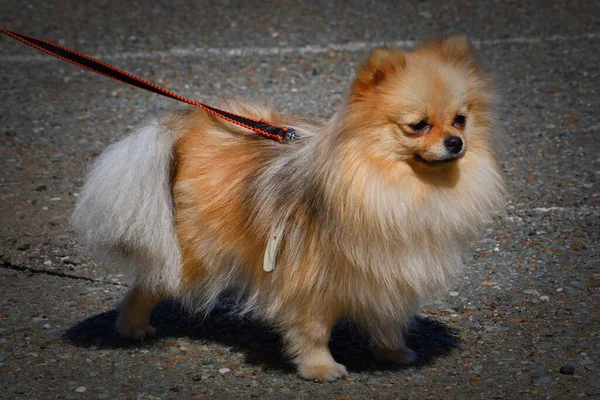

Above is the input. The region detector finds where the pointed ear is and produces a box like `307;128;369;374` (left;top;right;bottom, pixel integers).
351;48;405;96
440;34;472;61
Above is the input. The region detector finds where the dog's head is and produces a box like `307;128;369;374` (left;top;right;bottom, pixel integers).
340;35;496;174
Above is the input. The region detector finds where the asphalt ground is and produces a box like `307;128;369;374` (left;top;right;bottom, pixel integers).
0;1;599;399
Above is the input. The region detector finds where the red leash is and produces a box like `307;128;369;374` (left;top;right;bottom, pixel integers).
1;29;297;143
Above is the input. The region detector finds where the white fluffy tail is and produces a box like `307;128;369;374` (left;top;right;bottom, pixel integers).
72;120;182;293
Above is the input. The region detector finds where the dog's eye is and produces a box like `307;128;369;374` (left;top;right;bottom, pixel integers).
453;115;466;128
409;120;429;132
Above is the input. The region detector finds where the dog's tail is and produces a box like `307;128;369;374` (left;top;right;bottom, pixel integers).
72;119;182;293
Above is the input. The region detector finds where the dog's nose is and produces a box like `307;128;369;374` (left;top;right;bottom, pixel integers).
444;136;463;154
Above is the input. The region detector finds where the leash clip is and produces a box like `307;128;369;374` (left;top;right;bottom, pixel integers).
256;120;299;143
279;127;298;143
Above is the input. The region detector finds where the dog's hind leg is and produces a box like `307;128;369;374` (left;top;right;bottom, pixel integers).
116;287;166;340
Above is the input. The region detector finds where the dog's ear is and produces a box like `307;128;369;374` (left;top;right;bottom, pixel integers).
440;34;472;61
351;48;405;97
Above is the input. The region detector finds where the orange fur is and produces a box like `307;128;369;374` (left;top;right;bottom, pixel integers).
83;35;506;382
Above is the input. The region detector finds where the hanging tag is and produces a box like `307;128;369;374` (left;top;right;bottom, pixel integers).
263;218;286;272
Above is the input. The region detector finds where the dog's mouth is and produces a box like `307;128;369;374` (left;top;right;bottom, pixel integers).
413;153;463;166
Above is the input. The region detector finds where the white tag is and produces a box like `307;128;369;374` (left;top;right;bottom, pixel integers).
263;218;285;272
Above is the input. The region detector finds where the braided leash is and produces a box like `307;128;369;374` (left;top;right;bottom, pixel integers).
1;29;298;143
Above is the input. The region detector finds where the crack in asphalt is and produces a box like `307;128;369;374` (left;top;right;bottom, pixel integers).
0;259;129;287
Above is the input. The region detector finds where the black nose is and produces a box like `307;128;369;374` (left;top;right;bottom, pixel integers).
444;136;463;154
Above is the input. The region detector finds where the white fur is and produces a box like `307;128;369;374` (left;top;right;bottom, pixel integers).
71;120;182;293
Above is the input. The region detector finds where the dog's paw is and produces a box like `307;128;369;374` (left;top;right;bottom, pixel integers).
372;346;418;365
116;319;157;341
298;361;348;382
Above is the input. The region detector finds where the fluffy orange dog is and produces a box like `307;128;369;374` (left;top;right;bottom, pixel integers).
72;35;506;381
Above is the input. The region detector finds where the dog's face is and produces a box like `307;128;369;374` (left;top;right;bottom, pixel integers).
345;35;494;173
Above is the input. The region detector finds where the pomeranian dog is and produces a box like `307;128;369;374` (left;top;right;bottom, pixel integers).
72;35;506;381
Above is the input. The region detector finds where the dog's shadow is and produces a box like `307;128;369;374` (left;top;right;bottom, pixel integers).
65;299;460;373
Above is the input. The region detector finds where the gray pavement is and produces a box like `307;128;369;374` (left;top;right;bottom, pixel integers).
1;1;598;399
